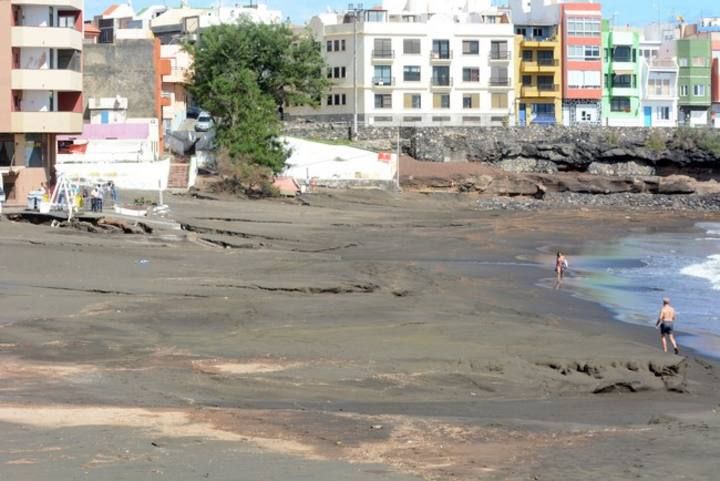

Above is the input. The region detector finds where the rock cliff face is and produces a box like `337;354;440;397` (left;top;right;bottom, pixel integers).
283;123;720;176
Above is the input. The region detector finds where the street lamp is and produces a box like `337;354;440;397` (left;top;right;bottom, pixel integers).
348;3;364;139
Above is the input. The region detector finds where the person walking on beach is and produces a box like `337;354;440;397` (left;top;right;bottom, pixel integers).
555;252;568;282
656;297;680;355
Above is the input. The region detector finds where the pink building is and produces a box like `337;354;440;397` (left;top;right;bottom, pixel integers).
561;2;603;125
0;0;84;206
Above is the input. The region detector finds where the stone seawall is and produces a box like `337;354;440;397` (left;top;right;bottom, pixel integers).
283;123;720;181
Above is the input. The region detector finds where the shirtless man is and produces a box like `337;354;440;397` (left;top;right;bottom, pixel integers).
656;297;680;355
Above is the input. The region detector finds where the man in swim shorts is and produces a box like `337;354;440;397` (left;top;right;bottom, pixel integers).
656;297;680;355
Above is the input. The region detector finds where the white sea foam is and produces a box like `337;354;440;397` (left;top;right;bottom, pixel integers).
681;254;720;291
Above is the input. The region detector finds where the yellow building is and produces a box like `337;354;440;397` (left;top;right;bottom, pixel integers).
514;24;562;125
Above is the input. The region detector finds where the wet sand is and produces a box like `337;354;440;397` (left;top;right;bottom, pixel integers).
0;191;719;480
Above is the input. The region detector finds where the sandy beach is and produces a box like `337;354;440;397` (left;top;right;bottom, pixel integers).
0;191;719;480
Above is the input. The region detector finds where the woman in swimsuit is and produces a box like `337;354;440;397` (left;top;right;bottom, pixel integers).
555;251;568;281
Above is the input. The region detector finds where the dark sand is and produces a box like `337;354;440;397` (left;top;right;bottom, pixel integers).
0;191;719;480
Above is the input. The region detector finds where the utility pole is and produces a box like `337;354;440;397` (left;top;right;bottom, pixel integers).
350;3;364;139
395;126;401;191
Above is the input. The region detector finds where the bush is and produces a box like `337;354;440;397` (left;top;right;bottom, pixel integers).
212;149;279;198
674;128;720;157
605;129;620;146
645;130;666;153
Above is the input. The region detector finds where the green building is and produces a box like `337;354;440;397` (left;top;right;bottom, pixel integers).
677;38;712;126
601;21;642;126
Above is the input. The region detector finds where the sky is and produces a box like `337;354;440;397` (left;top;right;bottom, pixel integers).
85;0;719;26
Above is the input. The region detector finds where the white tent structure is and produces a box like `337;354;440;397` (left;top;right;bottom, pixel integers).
281;137;397;188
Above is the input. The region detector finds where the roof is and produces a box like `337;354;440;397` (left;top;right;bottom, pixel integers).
102;4;118;16
84;22;101;34
151;7;209;29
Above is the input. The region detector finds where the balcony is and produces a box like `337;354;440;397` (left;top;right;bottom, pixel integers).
371;50;395;62
431;77;453;89
430;51;453;63
521;84;559;97
11;69;82;92
649;59;678;71
489;51;510;61
11;0;83;9
372;77;395;87
164;67;190;84
489;78;511;88
520;37;559;48
12;26;82;50
11;111;82;134
521;59;559;73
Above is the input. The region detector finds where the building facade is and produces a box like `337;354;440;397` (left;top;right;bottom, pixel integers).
602;23;642;126
514;23;562;125
638;34;678;127
680;19;720;127
560;3;602;126
289;0;516;127
676;38;712;126
0;0;84;206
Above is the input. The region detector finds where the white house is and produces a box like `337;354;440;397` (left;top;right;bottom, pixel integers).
288;0;516;127
639;32;679;127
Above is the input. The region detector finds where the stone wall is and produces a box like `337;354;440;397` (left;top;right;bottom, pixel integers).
283;122;720;180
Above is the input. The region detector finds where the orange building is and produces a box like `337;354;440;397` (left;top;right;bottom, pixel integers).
1;0;84;205
560;2;602;125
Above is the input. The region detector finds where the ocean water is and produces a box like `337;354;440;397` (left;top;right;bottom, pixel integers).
567;222;720;359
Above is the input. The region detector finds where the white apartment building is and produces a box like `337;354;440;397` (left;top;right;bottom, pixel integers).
639;32;679;127
289;0;516;127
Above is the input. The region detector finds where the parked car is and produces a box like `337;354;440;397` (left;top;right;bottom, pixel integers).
195;112;214;132
186;106;202;119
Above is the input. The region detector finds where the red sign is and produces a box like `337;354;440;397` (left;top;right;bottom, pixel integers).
378;152;391;163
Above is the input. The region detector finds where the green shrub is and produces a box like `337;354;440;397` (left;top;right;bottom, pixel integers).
645;130;666;153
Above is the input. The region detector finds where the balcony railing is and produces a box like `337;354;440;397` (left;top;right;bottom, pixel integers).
372;77;395;86
490;51;510;60
431;77;453;87
649;59;678;69
537;58;558;66
430;51;453;61
372;49;394;59
537;83;559;92
489;78;510;86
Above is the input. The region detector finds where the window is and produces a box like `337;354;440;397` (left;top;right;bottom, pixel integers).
692;57;707;67
334;40;340;51
462;40;479;55
404;39;421;55
568;71;600;88
537;50;555;66
404;94;422;109
533;103;554;115
433;94;450;109
490;41;508;60
463;67;480;82
490;67;508;85
403;66;421;82
327;95;333;105
327;68;332;78
342;94;347;105
537;76;554;90
612;74;633;88
649;78;671;96
612;46;632;62
522;75;532;86
374;94;392;109
334;94;341;105
610;97;631;112
680;85;688;96
694;84;706;96
326;40;332;52
432;40;450;59
522;50;533;61
432;66;450;86
584;71;601;88
374;38;393;58
657;106;670;120
341;39;346;51
331;67;346;79
373;65;392;84
678;58;688;67
491;93;508;109
568;45;600;60
567;17;601;37
462;94;479;109
58;12;75;28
